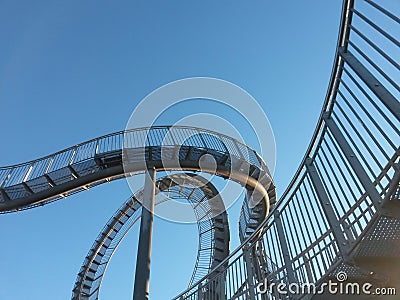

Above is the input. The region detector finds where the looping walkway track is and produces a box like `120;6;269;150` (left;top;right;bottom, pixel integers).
0;126;276;234
73;173;230;299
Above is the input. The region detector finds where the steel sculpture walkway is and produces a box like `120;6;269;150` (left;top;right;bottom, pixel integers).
0;126;276;299
1;0;399;299
0;126;275;219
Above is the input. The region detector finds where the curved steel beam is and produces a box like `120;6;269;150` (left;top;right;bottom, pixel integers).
0;126;275;239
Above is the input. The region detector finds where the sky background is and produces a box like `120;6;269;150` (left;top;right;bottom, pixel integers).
0;1;343;299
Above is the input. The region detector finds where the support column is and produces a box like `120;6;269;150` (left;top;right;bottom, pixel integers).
305;158;351;257
243;244;256;299
133;168;156;300
197;282;203;299
274;210;297;285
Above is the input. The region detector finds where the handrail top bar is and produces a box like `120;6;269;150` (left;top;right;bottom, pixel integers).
274;0;354;205
0;125;265;170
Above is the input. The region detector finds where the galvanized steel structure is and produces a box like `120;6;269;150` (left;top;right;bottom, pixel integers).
1;0;399;299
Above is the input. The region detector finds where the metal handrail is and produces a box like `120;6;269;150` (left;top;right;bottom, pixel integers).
0;126;263;170
276;0;354;205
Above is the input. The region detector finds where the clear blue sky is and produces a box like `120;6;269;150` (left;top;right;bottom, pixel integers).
0;1;342;299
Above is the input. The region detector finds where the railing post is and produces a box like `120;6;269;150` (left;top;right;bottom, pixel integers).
0;168;12;202
305;157;351;257
196;129;208;149
243;244;256;299
323;114;383;212
274;210;297;285
133;167;156;300
303;253;314;283
1;168;13;188
197;282;202;300
69;147;78;165
0;188;10;201
218;270;226;300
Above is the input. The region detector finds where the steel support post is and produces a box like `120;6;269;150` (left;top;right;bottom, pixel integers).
0;189;10;202
303;253;314;283
305;158;351;257
338;47;400;121
219;271;226;300
133;168;156;300
274;210;297;285
243;245;256;299
323;114;383;212
197;282;203;300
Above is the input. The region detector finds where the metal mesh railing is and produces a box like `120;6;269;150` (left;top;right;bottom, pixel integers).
0;126;272;215
0;127;266;189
